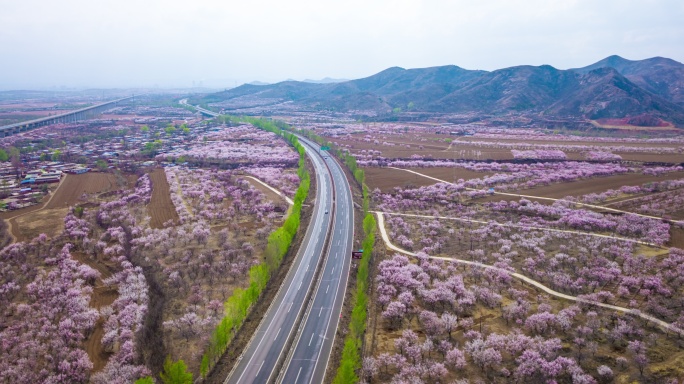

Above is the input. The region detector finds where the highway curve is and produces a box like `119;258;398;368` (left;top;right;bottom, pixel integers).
179;100;356;383
278;137;354;384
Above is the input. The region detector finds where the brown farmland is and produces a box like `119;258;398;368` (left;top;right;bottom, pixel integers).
148;168;179;229
13;208;69;242
46;172;122;209
334;132;684;163
2;172;129;242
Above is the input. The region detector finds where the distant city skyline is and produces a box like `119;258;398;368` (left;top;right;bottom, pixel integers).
1;0;683;90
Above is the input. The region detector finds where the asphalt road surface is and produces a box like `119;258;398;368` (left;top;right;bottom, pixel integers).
177;100;356;384
279;137;354;384
225;136;340;384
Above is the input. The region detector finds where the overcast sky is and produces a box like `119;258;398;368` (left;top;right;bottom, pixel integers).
1;0;683;89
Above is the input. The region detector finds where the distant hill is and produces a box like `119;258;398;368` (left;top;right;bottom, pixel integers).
196;56;684;126
301;77;348;84
571;55;684;106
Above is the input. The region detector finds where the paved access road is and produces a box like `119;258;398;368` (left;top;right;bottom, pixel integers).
225;136;335;384
278;137;355;384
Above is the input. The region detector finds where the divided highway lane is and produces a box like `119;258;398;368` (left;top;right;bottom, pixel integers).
279;137;355;384
176;100;356;384
225;140;334;384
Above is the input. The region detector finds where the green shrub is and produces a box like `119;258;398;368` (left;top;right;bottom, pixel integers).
159;356;192;384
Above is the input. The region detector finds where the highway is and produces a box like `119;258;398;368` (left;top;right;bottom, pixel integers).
279;137;354;384
179;98;218;117
0;96;134;135
178;100;356;383
225;139;334;384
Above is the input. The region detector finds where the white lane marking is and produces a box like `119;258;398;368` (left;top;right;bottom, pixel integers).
298;281;302;291
256;360;265;375
326;285;329;294
335;252;337;259
331;267;335;275
319;307;323;317
295;367;302;383
274;327;281;341
309;333;315;346
288;302;293;313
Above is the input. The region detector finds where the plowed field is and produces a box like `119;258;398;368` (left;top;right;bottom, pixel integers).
148;168;179;229
3;172;127;242
46;172;120;209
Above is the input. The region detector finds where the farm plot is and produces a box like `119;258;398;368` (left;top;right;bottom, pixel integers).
71;251;118;373
366;250;684;383
13;207;69;242
318;122;684;165
148;168;180;229
132;167;298;376
244;176;292;206
45;172;123;209
3;172;132;242
331;125;684;383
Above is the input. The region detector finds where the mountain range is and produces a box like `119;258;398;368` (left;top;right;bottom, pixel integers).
197;55;684;126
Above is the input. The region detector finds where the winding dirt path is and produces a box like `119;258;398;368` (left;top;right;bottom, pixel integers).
374;211;684;337
245;176;294;205
373;210;662;248
602;188;677;207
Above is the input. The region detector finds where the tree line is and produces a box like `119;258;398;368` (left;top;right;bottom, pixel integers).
197;115;310;380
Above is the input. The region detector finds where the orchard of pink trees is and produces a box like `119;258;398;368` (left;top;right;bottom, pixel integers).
1;120;301;382
158;125;299;167
365;189;684;381
0;241;99;383
307;122;684;383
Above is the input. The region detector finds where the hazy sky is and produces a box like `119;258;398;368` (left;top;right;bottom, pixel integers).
1;0;683;89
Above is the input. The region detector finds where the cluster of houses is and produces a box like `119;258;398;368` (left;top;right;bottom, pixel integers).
0;103;213;212
0;161;90;211
21;163;90;185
